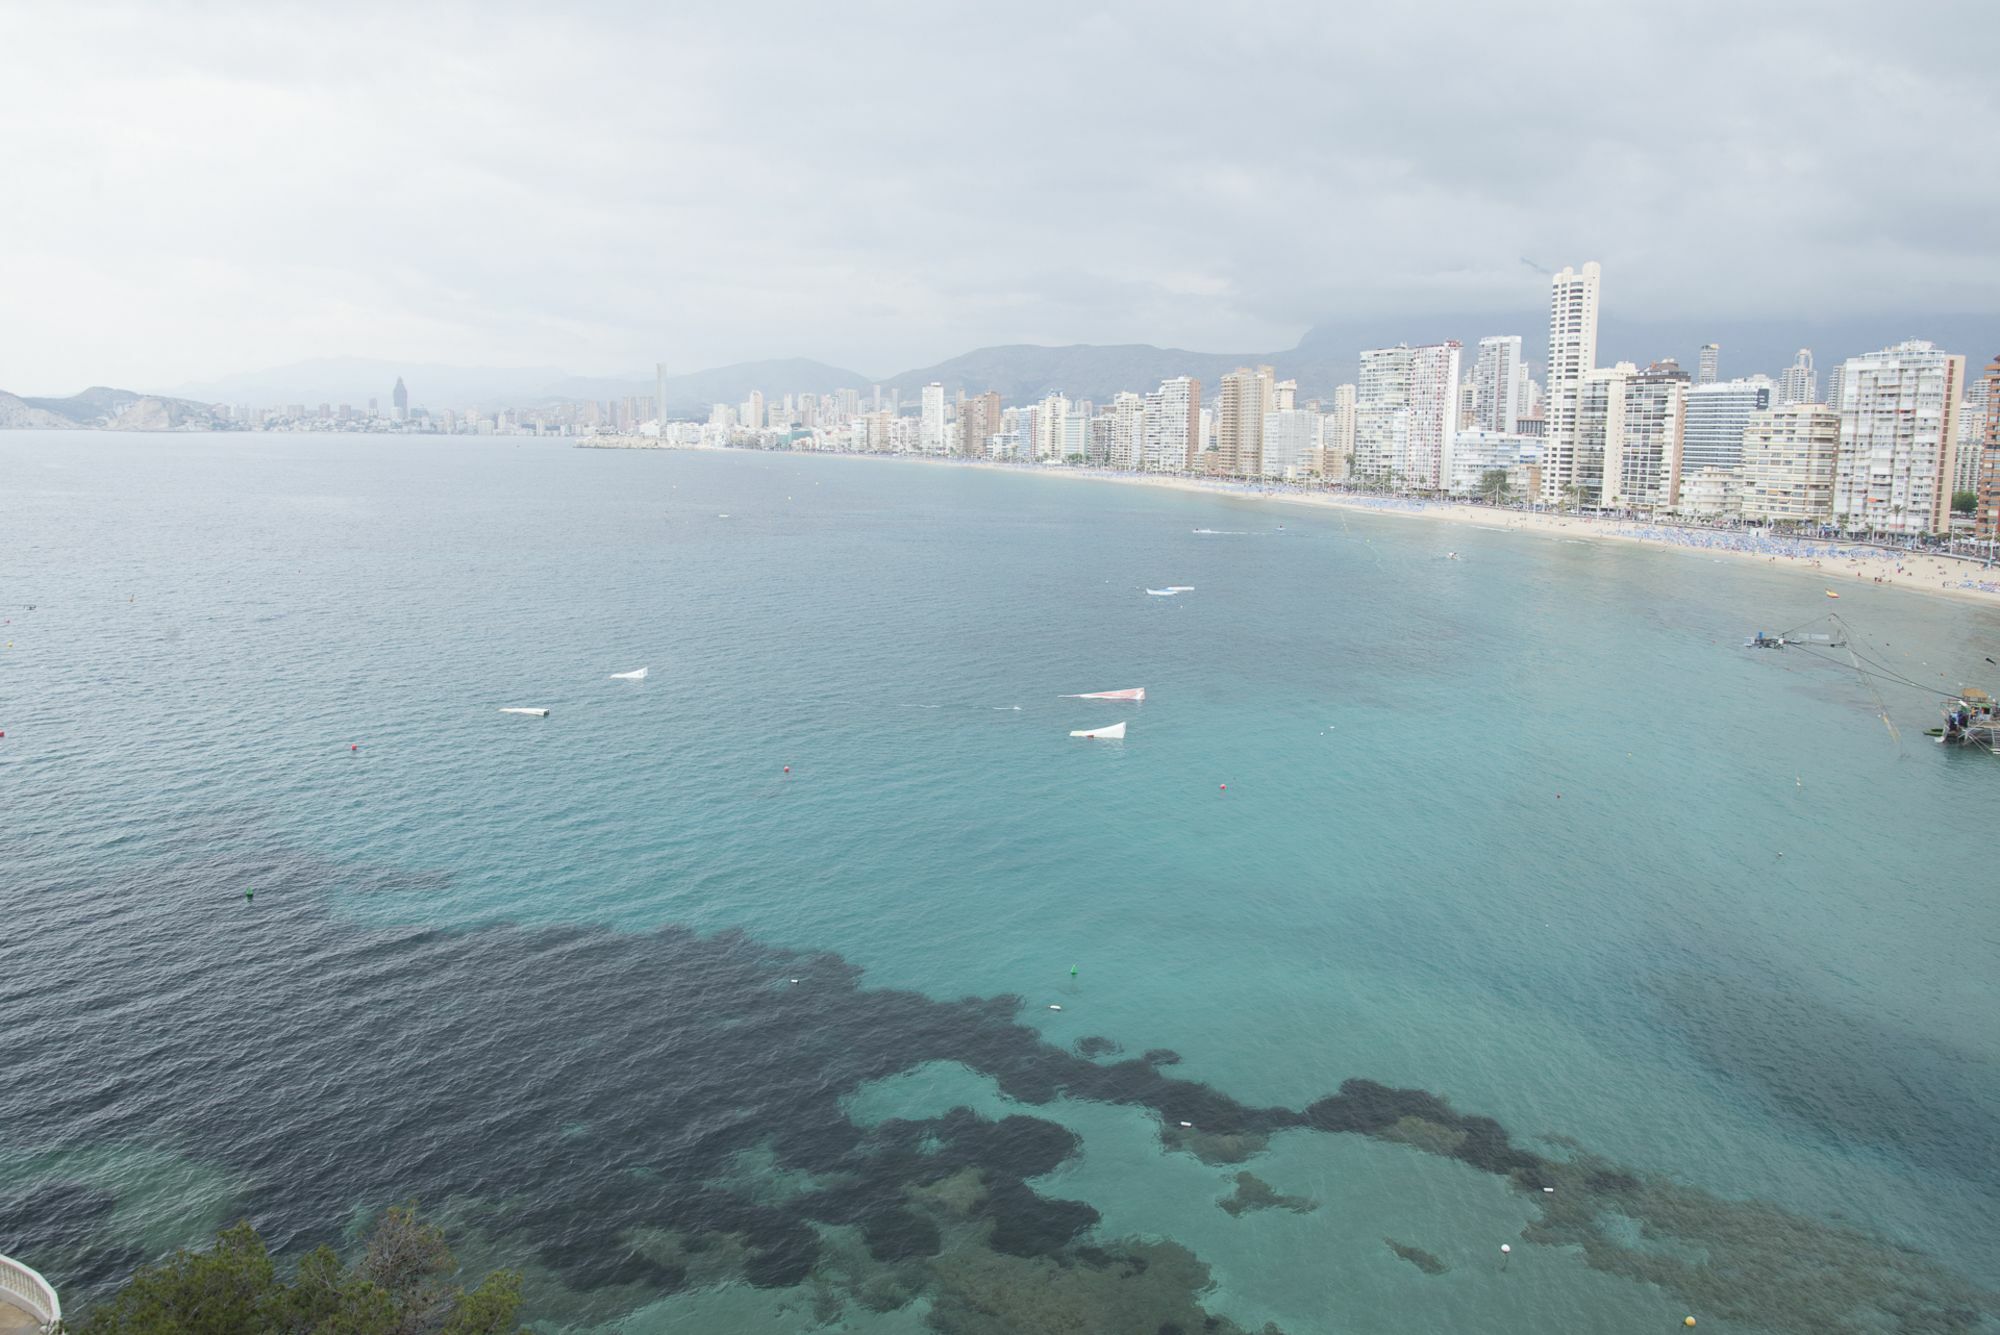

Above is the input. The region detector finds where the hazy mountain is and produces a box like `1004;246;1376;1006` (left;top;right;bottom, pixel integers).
1;386;221;431
170;356;870;416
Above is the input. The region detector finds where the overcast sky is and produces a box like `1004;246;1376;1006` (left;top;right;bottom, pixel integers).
3;0;1996;393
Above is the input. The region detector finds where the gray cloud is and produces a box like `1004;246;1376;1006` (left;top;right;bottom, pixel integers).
2;0;1996;393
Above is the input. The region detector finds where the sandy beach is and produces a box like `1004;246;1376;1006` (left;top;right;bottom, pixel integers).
825;452;2000;611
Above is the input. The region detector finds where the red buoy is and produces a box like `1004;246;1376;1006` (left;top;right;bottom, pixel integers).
1219;783;1227;791
783;765;791;773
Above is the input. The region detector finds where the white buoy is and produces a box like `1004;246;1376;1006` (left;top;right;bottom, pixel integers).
1048;1004;1063;1011
1541;1186;1554;1193
789;978;799;984
1500;1245;1511;1253
1178;1121;1193;1128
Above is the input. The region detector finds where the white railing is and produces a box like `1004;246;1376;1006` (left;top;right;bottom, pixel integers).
0;1253;60;1331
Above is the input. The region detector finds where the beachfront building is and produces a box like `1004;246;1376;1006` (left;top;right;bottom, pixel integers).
1681;377;1775;480
959;391;1001;459
1679;466;1742;519
1141;376;1200;473
1214;367;1272;478
1778;349;1817;406
1355;346;1411;487
1448;429;1538;499
1740;403;1840;526
1952;396;1986;497
1541;261;1602;505
1831;340;1966;535
1105;392;1145;471
1262;407;1319;481
1980;355;2000;542
1572;363;1629;506
1605;359;1688;511
921;383;947;453
1317;384;1356;481
1472;335;1523;433
1697;344;1720;385
1034;392;1072;463
1406;341;1463;492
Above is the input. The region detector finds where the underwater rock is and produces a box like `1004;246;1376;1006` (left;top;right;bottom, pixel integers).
1161;1121;1269;1165
1218;1172;1316;1217
1141;1048;1182;1066
1383;1238;1447;1275
1074;1034;1123;1058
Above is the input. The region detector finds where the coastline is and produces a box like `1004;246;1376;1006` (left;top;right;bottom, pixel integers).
791;449;2000;611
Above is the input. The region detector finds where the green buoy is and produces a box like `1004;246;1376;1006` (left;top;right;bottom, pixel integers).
245;889;254;903
1070;964;1078;976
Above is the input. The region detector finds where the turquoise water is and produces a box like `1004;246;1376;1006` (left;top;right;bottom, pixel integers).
3;432;1997;1334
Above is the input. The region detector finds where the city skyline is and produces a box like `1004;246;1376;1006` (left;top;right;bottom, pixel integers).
5;2;2000;393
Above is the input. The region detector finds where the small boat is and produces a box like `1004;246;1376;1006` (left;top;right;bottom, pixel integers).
1165;585;1194;592
1145;588;1177;596
499;707;550;717
610;667;648;680
1063;688;1146;701
1824;590;1840;599
1069;721;1126;740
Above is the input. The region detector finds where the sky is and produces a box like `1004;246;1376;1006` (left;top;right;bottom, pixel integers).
4;0;1998;395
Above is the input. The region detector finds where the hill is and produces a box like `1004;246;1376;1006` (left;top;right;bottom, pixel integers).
1;386;222;430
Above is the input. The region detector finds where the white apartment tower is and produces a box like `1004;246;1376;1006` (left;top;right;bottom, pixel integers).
1605;360;1688;510
1472;335;1523;433
1356;346;1412;483
920;382;947;453
1778;349;1817;406
1141;376;1200;472
1215;367;1273;477
1741;404;1841;525
1697;344;1720;385
1107;392;1145;471
1322;384;1357;481
1831;341;1965;535
1034;392;1072;463
1680;377;1775;477
1541;261;1602;504
1405;341;1463;491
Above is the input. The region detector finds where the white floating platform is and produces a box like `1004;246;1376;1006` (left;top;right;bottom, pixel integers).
499;707;550;717
1069;721;1126;740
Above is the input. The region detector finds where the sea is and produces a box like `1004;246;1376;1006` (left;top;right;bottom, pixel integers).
3;431;1997;1335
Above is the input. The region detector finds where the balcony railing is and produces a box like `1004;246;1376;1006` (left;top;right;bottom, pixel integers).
0;1254;60;1332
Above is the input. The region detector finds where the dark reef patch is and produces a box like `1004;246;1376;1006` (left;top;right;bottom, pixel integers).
1074;1034;1123;1059
1;835;1994;1335
1218;1172;1315;1217
1141;1048;1182;1066
1384;1238;1447;1275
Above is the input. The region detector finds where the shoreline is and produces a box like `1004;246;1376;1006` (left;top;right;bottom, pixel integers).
785;449;2000;611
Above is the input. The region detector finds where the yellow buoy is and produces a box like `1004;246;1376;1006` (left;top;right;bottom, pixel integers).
1685;1319;1697;1328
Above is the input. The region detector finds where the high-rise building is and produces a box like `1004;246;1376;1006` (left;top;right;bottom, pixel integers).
1140;376;1200;473
1273;379;1297;411
1541;262;1602;503
1740;404;1840;526
1215;367;1273;478
1831;340;1965;535
1979;356;2000;541
391;377;408;421
1404;341;1463;491
1681;377;1775;477
746;390;765;432
1472;335;1523;433
1034;392;1071;462
1106;392;1145;470
1355;347;1411;483
1777;349;1816;406
1605;359;1688;510
959;391;1001;459
921;382;947;453
1321;384;1356;482
656;363;668;425
1573;363;1630;506
1262;408;1318;480
1697;344;1720;385
1953;395;1987;497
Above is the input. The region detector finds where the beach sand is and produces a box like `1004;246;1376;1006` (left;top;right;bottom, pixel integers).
829;453;2000;611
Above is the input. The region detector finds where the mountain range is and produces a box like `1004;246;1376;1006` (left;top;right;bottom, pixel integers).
7;313;1993;428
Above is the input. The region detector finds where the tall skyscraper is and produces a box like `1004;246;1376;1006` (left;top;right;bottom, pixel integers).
1741;404;1841;525
958;390;1001;459
1215;367;1272;477
1777;349;1816;406
1471;335;1523;433
1541;261;1602;504
1356;346;1412;483
921;382;947;453
1322;384;1356;481
1034;392;1071;462
1680;377;1775;476
1697;344;1720;385
1141;376;1200;472
391;377;408;421
745;390;765;432
1105;392;1145;470
1404;341;1463;491
1831;340;1965;535
1605;359;1688;510
1979;355;2000;541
